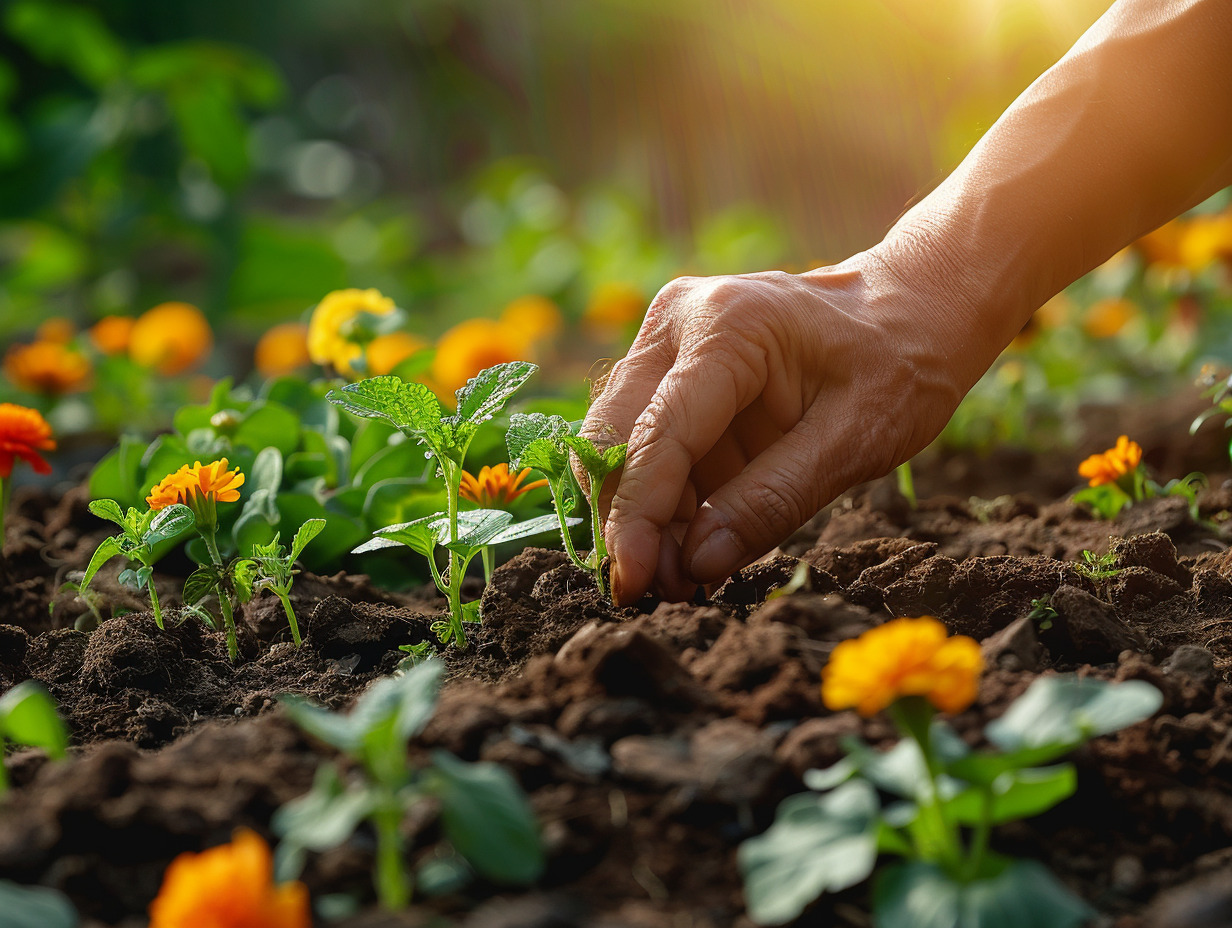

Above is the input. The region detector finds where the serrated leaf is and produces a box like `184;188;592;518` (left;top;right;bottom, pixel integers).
290;518;326;561
183;565;220;606
0;682;68;759
452;361;537;427
80;536;124;592
563;434;627;481
145;503;195;545
506;412;572;478
87;499;125;527
232;558;258;603
328;377;446;448
490;514;582;545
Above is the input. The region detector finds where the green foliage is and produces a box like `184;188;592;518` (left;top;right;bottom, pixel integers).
739;675;1162;926
232;518;326;647
1073;549;1123;583
0;880;78;928
0;681;69;793
275;659;543;908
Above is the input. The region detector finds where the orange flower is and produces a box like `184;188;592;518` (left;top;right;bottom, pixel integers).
1077;435;1142;488
90;315;137;356
1083;298;1137;339
432;318;534;397
584;282;644;332
459;463;548;508
500;295;563;342
148;828;309;928
36;317;75;344
130;302;213;375
0;403;55;479
3;341;91;394
307;288;397;376
1178;213;1232;271
366;331;427;376
147;458;244;530
1135;219;1186;269
254;322;311;378
821;617;983;717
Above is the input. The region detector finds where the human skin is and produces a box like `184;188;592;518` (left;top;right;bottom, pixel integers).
582;0;1232;606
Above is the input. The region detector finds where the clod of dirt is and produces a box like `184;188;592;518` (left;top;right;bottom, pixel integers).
1111;532;1192;586
554;623;716;709
981;614;1044;673
712;555;836;613
1162;645;1220;693
1049;585;1148;663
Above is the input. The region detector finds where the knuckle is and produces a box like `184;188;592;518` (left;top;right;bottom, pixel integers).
734;472;809;540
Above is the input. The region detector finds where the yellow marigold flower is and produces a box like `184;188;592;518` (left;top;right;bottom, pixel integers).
459;463;548;508
36;317;75;344
1179;213;1232;271
130;302;213;375
1083;297;1138;339
1078;435;1143;488
500;295;563;342
584;282;645;332
307;288;397;376
0;403;55;479
90;315;136;356
432;318;534;398
148;828;310;928
254;322;311;378
147;459;244;531
822;617;983;717
366;331;427;376
3;340;91;394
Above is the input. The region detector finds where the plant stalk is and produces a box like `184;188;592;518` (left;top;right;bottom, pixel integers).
276;588;302;647
147;570;165;630
890;698;963;874
373;805;410;909
588;484;607;596
443;463;466;648
202;530;238;662
553;481;588;571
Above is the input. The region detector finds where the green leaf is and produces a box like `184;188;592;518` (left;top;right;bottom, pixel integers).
943;764;1077;826
739;780;880;926
247;445;285;494
328;377;446;449
87;499;125;528
442;509;514;559
429;750;544;885
183;565;220;606
563;434;627;481
234;406;300;458
1071;485;1129;521
233;487;280;555
873;859;1093;928
232;558;258;603
505;413;572;479
80;536;124;592
0;879;78;928
490;514;581;545
272;764;376;863
451;361;538;427
803;724;969;801
144;503;195;545
358;514;446;559
290;519;327;562
0;682;68;759
117;567;149;592
280;696;364;755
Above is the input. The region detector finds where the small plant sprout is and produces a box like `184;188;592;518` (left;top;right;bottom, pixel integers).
0;681;69;794
505;412;627;594
0;403;56;543
81;499;196;629
1072;434;1205;520
233;519;326;647
739;616;1163;928
147;459;246;660
274;659;543;909
327;363;537;646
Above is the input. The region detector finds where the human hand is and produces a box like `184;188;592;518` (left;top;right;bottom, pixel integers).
582;248;1009;605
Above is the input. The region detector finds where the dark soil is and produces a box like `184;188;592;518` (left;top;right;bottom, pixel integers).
5;450;1232;927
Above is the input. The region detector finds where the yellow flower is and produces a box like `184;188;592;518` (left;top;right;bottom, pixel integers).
366;331;427;376
1179;213;1232;271
1083;298;1137;339
90;315;136;356
500;295;563;342
1135;219;1187;269
0;403;55;479
584;282;644;332
432;318;533;398
147;458;244;530
821;617;983;717
307;288;397;376
130;302;213;375
3;340;91;394
1077;435;1143;488
254;322;311;378
36;317;75;344
459;463;548;508
148;829;310;928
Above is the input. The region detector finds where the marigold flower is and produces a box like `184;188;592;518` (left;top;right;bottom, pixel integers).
3;340;91;394
147;459;245;530
254;322;311;378
1083;297;1138;339
432;318;534;397
459;463;548;508
821;616;983;717
500;295;563;342
90;315;137;356
584;282;644;331
366;331;427;377
0;403;55;479
130;302;213;375
1178;213;1232;271
36;317;75;344
307;288;397;376
1077;435;1142;488
148;828;309;928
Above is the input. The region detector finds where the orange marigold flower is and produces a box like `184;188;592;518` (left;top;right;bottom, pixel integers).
0;403;55;479
1178;213;1232;271
254;322;311;378
366;331;427;377
584;282;644;332
432;318;534;398
821;616;983;717
3;341;91;394
90;315;137;356
459;463;548;508
148;828;310;928
147;458;245;512
500;295;563;342
307;288;397;376
130;302;213;375
1083;298;1137;339
36;317;75;344
1077;435;1142;488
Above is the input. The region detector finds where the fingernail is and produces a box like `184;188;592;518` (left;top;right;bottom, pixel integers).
610;557;625;605
689;528;742;583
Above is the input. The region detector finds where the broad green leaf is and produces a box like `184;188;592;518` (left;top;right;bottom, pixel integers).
272;764;376;860
183;565;220;607
232;558;258;603
803;724;969;800
247;445;284;494
88;435;144;509
236;405;301;458
563;434;627;481
328;377;446;448
117;567;150;592
351;535;408;555
145;503;195;545
233;488;280;555
290;519;327;561
80;536;124;592
87;499;125;527
739;780;880;926
361;514;446;558
490;514;581;545
280;695;364;755
442;509;514;558
429;750;544;885
0;879;78;928
452;361;538;427
506;413;572;478
943;764;1077;826
0;682;68;759
873;859;1093;928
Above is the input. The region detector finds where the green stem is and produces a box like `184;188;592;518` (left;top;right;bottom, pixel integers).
481;546;495;585
427;551;446;596
373;805;410;909
553;480;588;570
148;574;165;630
588;477;607;595
276;587;302;647
202;530;238;662
890;698;963;874
443;463;466;649
895;461;917;509
963;788;994;881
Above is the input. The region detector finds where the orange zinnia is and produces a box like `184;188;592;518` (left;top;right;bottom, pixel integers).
0;403;55;479
459;463;548;508
3;341;91;394
1077;435;1142;488
822;617;983;717
148;829;310;928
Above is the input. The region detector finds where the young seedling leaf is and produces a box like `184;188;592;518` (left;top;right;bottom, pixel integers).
272;764;377;857
183;565;220;607
506;412;572;477
942;763;1078;826
290;518;327;561
452;361;537;427
232;558;258;603
562;434;627;481
803;723;969;801
328;376;446;444
145;503;195;545
87;499;125;528
279;695;365;755
0;880;79;928
362;514;446;559
80;536;125;592
0;682;68;759
489;514;582;545
117;568;149;592
442;509;514;558
430;749;545;885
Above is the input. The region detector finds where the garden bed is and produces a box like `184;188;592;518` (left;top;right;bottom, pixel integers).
4;449;1232;928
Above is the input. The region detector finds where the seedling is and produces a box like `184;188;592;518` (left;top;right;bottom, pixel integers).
505;412;627;594
328;363;537;646
0;681;69;794
895;461;917;509
231;519;326;647
1074;549;1124;583
1027;596;1057;631
81;500;195;629
274;659;543;908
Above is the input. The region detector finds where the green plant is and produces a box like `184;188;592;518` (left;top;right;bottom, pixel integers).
0;881;78;928
1026;596;1057;631
740;675;1162;927
505;412;627;594
0;681;69;793
80;500;195;629
895;461;917;509
274;659;543;908
1074;549;1124;583
232;519;326;647
327;363;537;645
